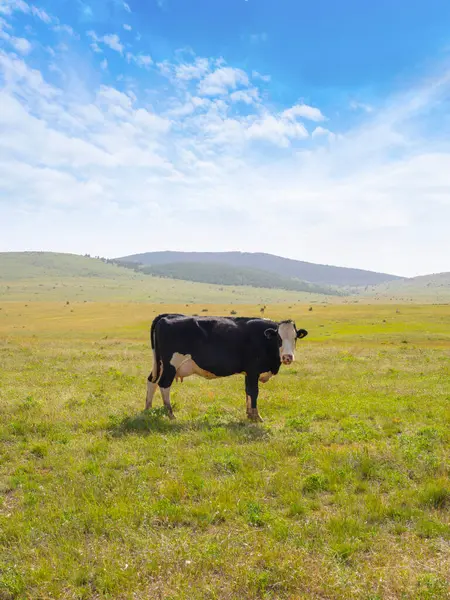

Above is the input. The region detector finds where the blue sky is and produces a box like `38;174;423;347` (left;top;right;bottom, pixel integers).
1;0;450;276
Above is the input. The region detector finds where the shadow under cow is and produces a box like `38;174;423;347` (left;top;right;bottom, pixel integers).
109;408;272;442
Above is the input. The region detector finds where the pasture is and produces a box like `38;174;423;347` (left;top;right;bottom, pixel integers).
0;302;449;599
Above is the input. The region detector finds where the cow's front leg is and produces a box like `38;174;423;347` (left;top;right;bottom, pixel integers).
245;374;263;422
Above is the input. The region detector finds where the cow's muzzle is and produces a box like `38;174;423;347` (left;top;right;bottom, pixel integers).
282;355;293;365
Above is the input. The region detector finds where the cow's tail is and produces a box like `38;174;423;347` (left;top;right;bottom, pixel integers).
149;316;164;384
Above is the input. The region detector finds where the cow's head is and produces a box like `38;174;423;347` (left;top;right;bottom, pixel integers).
264;320;308;365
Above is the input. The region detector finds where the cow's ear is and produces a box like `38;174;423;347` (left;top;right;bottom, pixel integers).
296;328;308;339
264;327;278;339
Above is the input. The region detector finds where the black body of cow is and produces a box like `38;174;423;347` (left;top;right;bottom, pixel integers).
146;313;308;421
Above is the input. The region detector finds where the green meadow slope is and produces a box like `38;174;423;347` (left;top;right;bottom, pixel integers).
0;252;332;304
364;272;450;302
0;252;136;281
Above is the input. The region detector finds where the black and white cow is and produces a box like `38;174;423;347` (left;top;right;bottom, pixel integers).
146;313;308;421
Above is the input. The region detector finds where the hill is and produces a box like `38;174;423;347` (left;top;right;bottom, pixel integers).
117;251;402;287
0;252;135;281
364;272;450;302
139;262;340;296
0;252;333;304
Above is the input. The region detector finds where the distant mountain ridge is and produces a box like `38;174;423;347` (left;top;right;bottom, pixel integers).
117;251;402;287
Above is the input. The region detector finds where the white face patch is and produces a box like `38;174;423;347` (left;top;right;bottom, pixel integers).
278;321;297;364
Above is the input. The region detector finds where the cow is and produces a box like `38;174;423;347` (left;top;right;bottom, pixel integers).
145;313;308;422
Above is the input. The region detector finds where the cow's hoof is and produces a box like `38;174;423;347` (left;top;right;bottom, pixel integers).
168;412;176;420
247;411;263;423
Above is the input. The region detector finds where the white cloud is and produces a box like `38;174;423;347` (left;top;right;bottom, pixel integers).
53;24;78;38
198;66;249;96
87;31;123;54
102;33;123;53
0;0;57;25
164;95;209;118
252;70;271;83
247;114;308;146
10;36;31;54
123;23;132;31
30;5;51;23
126;52;152;68
311;126;334;139
175;57;210;81
0;0;30;16
157;57;213;85
0;16;11;30
0;17;32;54
230;88;259;105
123;2;131;12
350;100;373;113
100;58;108;70
282;103;325;122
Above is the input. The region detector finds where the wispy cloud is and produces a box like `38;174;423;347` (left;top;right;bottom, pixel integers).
87;30;124;54
350;100;374;113
102;33;123;53
126;52;152;68
0;16;31;54
10;35;31;53
53;24;78;38
0;0;29;16
30;5;51;23
252;70;271;83
198;66;249;96
0;0;51;23
282;104;325;122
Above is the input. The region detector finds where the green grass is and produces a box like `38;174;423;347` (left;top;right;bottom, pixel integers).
0;302;449;599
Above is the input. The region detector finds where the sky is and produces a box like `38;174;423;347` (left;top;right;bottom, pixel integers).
1;0;450;277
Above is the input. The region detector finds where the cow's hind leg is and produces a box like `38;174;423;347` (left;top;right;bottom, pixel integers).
245;374;263;422
146;351;162;410
145;378;157;410
159;364;177;419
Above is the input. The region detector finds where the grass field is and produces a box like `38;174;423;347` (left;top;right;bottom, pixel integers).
0;302;449;599
0;276;332;305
